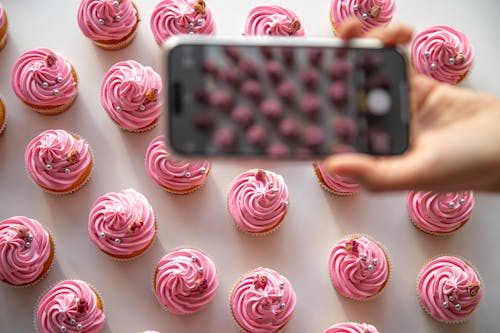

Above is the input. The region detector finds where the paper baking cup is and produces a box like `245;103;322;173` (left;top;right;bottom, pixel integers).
408;215;469;236
0;103;7;136
313;163;358;197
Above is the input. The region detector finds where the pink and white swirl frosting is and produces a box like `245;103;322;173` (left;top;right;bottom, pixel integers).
150;0;216;46
323;322;380;333
407;191;474;234
101;60;162;131
25;129;92;192
145;135;210;193
314;161;359;195
0;216;51;286
330;0;395;32
77;0;139;42
329;236;389;300
228;169;289;233
12;48;77;107
88;188;155;258
418;256;483;323
244;5;305;36
37;279;105;333
412;26;474;84
231;267;296;333
154;248;218;314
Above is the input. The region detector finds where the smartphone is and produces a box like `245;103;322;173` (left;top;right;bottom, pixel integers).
164;36;409;159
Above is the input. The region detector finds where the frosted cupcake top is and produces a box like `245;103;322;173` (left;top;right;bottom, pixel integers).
412;25;474;84
418;256;483;323
329;236;389;300
231;267;296;333
150;0;215;46
154;248;218;314
12;48;77;107
25;129;92;192
323;322;380;333
88;188;156;258
0;216;51;286
330;0;395;32
77;0;139;42
100;60;162;131
244;5;305;36
313;161;359;194
36;279;105;333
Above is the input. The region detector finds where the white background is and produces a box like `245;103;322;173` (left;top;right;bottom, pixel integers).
1;0;500;332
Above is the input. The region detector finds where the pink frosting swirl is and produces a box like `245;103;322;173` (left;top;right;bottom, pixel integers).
77;0;138;42
228;169;289;233
418;256;483;323
145;135;210;193
231;267;296;333
154;248;218;314
412;26;474;84
25;129;92;192
88;188;156;258
244;5;305;36
36;279;105;333
0;216;51;286
11;48;77;107
150;0;216;46
330;0;395;32
329;236;389;300
100;60;162;131
407;191;474;234
313;161;359;195
323;322;380;333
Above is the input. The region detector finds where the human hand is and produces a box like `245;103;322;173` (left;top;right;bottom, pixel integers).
326;19;500;192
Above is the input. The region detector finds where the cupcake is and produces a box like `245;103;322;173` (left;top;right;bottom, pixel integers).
12;48;78;115
244;5;305;36
407;191;474;235
323;322;380;333
145;135;210;194
227;169;289;235
329;235;390;300
411;25;474;84
36;279;105;333
150;0;216;46
417;256;483;324
0;216;54;286
25;129;93;194
0;96;6;134
88;188;156;260
313;161;359;196
230;267;296;333
329;0;395;33
0;3;8;50
77;0;140;50
153;248;218;314
100;60;162;132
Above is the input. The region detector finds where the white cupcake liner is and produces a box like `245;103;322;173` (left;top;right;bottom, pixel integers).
408;215;469;237
313;163;359;197
93;2;139;51
0;31;8;50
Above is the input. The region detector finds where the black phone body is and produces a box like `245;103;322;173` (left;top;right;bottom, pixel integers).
165;36;409;159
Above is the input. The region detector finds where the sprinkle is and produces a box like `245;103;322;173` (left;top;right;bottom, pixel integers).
76;324;82;331
373;258;378;265
467;283;480;296
193;0;206;15
443;301;449;308
46;164;53;170
57;76;63;83
66;150;80;164
115;15;121;22
99;232;106;238
53;89;60;96
255;169;266;182
370;6;382;18
430;63;437;70
459;198;466;205
361;13;368;20
98;18;105;25
139;104;146;111
42;82;49;88
199;267;204;273
69;319;76;325
25;242;31;248
200;167;207;174
424;51;430;58
254;274;268;289
45;53;57;67
360;253;368;260
448;57;455;65
277;293;283;300
449;295;456;302
188;22;194;29
353;4;358;10
60;326;67;332
289;19;301;33
454;303;461;311
283;200;289;206
279;281;285;288
114;238;121;244
116;106;122;112
197;18;203;26
367;264;374;271
280;303;286;309
185;171;191;177
27;235;33;242
145;88;159;102
113;0;119;6
64;168;71;174
191;255;197;262
273;188;279;193
448;201;456;209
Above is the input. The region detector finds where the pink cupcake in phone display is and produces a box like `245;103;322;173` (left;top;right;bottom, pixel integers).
100;60;162;132
412;25;474;84
154;248;218;314
88;188;156;260
77;0;140;50
12;48;78;114
0;3;8;50
313;161;359;196
227;169;289;235
145;135;210;194
151;0;216;46
329;235;390;300
323;322;380;333
25;129;93;194
407;191;474;235
329;0;395;33
230;267;296;333
0;216;54;286
244;5;305;36
36;279;105;333
417;256;483;323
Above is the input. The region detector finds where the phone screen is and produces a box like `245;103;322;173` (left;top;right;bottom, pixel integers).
166;39;409;158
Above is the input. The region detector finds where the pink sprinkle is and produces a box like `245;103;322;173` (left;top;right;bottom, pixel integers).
45;53;57;67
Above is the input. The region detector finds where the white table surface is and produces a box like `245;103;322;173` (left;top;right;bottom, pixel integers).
1;0;499;332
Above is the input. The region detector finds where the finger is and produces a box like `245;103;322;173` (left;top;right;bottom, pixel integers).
336;17;364;40
411;74;439;111
365;23;414;46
